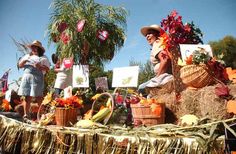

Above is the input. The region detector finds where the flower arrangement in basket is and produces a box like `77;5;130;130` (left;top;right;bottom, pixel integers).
179;47;229;88
38;87;83;126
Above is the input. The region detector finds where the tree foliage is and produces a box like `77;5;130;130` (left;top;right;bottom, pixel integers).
44;68;56;94
47;0;128;67
209;35;236;68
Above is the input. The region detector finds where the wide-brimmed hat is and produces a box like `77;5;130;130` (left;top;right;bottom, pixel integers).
140;24;161;36
28;40;45;53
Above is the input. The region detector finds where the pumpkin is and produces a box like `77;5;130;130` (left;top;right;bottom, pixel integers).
227;100;236;114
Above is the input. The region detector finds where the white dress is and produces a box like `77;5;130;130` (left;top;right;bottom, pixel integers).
54;64;72;90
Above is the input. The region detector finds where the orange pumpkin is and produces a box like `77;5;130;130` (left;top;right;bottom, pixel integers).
227;100;236;114
150;104;162;116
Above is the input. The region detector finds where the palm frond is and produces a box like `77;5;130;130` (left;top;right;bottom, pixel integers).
10;36;31;55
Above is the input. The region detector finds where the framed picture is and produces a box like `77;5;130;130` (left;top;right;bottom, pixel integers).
179;44;213;62
112;66;139;87
95;77;108;90
72;65;89;88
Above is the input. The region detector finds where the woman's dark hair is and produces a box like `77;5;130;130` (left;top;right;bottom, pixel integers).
147;29;160;38
32;46;44;57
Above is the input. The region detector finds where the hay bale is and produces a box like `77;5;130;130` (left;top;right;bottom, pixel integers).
151;84;236;123
177;85;228;120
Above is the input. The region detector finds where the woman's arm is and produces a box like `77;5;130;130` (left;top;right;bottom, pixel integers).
18;59;28;68
34;63;49;72
18;54;30;68
155;50;171;76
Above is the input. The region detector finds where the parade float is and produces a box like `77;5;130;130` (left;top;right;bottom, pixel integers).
1;0;236;153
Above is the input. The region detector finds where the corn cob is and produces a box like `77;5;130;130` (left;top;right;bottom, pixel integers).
91;107;111;122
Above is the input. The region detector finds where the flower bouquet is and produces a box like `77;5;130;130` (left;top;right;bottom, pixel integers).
157;10;204;94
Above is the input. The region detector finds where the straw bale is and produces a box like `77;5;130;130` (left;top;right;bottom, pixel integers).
151;83;236;123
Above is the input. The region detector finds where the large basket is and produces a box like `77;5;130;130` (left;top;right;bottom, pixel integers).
180;64;214;88
55;107;77;127
130;103;165;126
90;92;114;125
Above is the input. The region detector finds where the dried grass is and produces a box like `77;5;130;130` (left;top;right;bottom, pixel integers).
150;83;236;123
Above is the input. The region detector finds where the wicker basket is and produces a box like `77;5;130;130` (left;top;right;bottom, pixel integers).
130;103;165;126
180;64;214;88
90;92;114;125
55;107;77;126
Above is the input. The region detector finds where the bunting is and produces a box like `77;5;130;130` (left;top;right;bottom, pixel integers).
0;69;10;93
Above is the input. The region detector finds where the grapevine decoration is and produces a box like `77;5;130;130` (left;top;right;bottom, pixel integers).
47;0;128;66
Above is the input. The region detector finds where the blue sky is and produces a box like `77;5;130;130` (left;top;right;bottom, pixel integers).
1;0;236;85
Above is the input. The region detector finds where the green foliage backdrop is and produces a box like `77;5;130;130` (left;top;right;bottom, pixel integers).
209;35;236;68
47;0;128;66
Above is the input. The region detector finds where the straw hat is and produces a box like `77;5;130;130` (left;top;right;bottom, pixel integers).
140;24;161;36
28;40;45;53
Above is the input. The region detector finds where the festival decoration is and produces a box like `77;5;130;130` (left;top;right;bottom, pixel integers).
181;48;229;84
39;91;83;126
77;19;86;32
97;30;109;41
63;58;73;69
57;22;68;33
0;115;231;154
160;10;203;51
60;32;70;44
159;10;203;95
